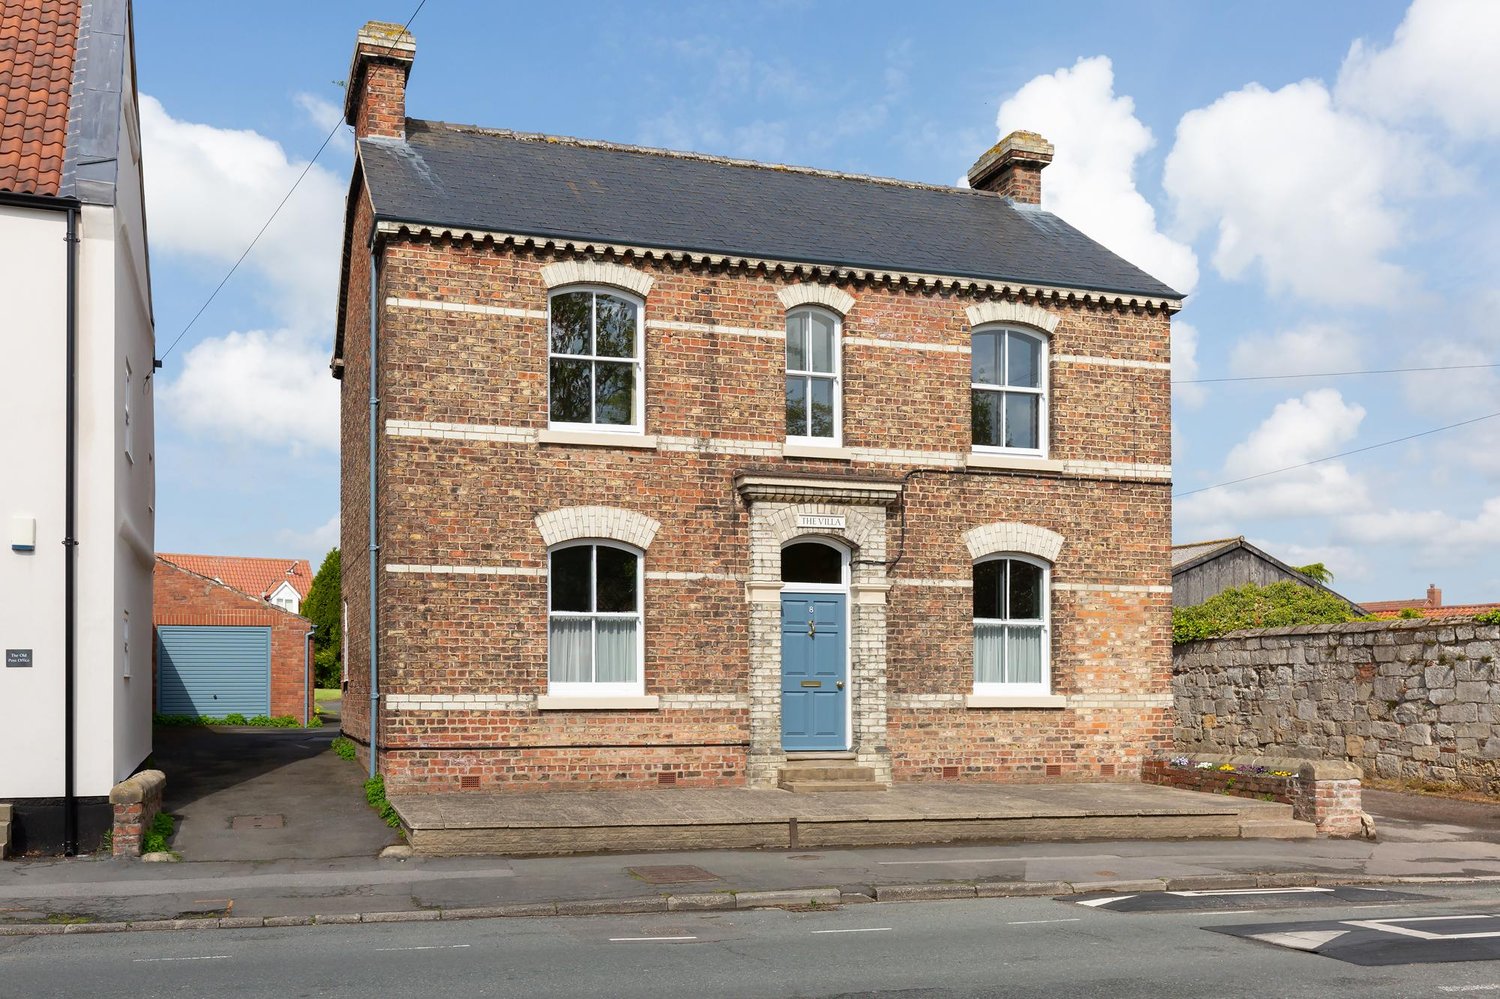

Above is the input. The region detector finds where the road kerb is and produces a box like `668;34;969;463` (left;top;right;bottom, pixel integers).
874;884;977;902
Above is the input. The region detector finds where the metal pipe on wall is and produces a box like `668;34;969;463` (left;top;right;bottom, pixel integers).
366;248;380;780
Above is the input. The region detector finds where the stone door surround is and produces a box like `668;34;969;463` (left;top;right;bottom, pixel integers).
736;473;900;787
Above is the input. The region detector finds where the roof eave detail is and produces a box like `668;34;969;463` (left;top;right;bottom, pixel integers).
370;219;1185;313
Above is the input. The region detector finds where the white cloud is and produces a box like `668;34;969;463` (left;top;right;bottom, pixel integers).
1177;389;1371;523
1164;80;1411;305
158;329;338;453
142;95;344;452
997;56;1198;295
1172;320;1206;409
278;513;341;559
1229;323;1362;378
140;93;344;328
1248;538;1370;584
1401;340;1500;419
1337;0;1500;140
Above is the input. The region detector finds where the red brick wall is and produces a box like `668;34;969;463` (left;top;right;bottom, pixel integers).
339;227;1174;792
152;560;312;721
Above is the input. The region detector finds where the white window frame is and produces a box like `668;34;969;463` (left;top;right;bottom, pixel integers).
971;325;1048;458
784;306;842;445
972;553;1051;697
547;540;645;698
546;286;645;434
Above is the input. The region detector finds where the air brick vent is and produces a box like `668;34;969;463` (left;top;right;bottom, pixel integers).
459;775;480;790
941;765;960;778
1100;764;1116;777
657;772;678;786
1045;764;1062;777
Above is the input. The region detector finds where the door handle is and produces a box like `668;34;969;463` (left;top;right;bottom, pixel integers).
836;681;844;690
808;621;816;637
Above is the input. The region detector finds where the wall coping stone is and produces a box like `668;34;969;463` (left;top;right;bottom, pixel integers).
1179;619;1497;646
109;770;166;806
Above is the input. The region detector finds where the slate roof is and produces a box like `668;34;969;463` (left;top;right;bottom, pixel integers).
0;0;80;197
357;121;1184;302
1170;537;1241;570
157;553;314;602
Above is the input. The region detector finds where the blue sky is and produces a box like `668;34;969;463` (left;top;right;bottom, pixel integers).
133;0;1500;603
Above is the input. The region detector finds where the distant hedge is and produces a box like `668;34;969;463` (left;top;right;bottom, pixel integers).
1172;581;1367;644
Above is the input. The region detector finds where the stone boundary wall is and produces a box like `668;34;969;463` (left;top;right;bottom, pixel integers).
1173;619;1500;794
1143;755;1365;837
109;770;165;858
1142;760;1295;804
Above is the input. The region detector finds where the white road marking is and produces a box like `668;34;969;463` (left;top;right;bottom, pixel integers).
1342;915;1500;941
1248;930;1349;952
1006;918;1082;926
810;927;893;934
608;936;697;942
1168;887;1331;897
132;955;230;963
373;944;472;952
1078;895;1135;907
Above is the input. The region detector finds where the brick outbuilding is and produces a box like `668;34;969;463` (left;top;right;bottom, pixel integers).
152;558;313;723
332;23;1181;794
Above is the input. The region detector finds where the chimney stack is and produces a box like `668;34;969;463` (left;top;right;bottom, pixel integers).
967;131;1054;205
1427;583;1442;608
344;21;416;141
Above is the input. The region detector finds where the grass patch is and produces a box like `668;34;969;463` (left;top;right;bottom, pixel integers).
154;713;311;729
364;774;402;829
45;913;94;925
330;736;358;761
142;812;175;854
315;688;342;702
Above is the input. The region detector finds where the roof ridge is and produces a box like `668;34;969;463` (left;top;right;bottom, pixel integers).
409;119;1004;202
1171;536;1244;549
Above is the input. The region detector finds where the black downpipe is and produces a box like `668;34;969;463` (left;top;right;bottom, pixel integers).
62;204;80;856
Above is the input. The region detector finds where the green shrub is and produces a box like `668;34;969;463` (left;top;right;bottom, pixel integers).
1398;607;1424;620
330;736;357;761
223;713;248;725
1173;581;1364;644
142;812;175;854
1477;609;1500;625
154;713;314;729
1294;562;1334;584
364;774;402;829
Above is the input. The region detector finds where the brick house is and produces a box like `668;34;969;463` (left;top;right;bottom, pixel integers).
157;552;313;613
333;23;1182;794
152;558;313;723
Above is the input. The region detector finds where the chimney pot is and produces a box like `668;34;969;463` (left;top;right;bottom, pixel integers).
968;130;1054;204
344;20;416;141
1427;583;1442;608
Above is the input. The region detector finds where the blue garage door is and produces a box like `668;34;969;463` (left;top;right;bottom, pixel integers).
157;626;272;717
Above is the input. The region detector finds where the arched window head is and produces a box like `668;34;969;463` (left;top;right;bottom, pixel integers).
548;542;643;696
973;555;1050;695
971;326;1048;456
785;307;841;444
548;287;644;432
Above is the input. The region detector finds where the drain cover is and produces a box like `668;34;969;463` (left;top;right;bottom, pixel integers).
628;865;720;885
230;814;285;830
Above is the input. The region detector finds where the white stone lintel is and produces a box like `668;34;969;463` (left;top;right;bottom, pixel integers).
535;695;661;711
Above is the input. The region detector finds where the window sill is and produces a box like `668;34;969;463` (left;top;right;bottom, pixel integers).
965;452;1063;473
965;694;1066;710
535;694;660;711
537;428;657;450
782;442;852;460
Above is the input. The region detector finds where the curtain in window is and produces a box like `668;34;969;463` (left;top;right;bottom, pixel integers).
595;619;638;683
548;618;592;683
1006;624;1044;684
974;623;1005;684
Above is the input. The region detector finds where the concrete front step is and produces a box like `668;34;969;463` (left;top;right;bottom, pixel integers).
1239;818;1316;839
779;780;889;793
779;765;878;782
0;820;9;860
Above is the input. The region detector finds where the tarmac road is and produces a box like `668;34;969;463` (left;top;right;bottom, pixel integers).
11;887;1500;998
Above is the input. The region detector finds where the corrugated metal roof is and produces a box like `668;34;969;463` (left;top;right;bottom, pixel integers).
357;121;1185;302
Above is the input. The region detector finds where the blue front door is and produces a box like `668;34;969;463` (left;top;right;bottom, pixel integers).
780;593;848;751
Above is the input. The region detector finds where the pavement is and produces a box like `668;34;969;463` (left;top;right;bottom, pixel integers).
7;729;1500;936
148;725;399;862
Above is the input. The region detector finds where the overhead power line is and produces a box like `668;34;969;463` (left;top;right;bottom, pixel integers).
156;0;429;366
1174;362;1500;385
1173;409;1500;499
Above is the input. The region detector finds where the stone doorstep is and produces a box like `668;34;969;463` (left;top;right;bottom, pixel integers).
0;871;1483;937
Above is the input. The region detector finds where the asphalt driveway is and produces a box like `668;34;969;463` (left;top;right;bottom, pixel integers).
150;726;400;862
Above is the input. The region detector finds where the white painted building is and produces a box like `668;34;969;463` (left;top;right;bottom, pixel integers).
0;0;155;855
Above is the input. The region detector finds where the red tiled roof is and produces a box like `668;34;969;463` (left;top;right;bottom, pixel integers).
0;0;80;197
157;553;315;602
1370;603;1500;621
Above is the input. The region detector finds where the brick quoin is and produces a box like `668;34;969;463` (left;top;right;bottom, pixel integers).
334;25;1176;794
152;560;313;721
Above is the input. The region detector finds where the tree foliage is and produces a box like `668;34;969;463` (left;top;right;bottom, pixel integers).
1173;580;1364;644
1294;562;1334;584
302;548;341;687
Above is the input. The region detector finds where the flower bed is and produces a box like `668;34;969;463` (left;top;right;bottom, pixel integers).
1142;757;1297;805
